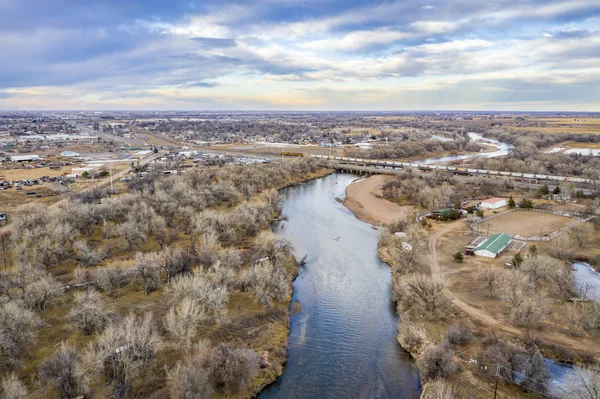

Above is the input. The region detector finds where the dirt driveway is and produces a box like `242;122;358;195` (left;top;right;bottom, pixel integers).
428;222;600;357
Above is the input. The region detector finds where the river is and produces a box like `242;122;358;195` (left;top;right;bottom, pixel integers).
417;132;512;165
259;174;421;399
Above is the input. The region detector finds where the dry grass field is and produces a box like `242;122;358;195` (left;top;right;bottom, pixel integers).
485;210;572;237
0;166;67;180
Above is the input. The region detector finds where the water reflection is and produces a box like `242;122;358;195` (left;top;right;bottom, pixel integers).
259;174;421;399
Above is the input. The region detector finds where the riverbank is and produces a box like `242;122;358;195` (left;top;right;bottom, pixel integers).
343;175;415;225
260;173;421;398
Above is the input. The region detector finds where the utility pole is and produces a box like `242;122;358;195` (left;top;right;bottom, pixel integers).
493;363;500;398
109;162;114;195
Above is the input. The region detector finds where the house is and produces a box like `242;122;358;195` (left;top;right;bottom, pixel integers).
480;197;507;210
474;233;512;258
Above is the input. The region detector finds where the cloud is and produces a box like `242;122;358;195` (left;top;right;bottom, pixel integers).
0;0;599;110
190;37;237;48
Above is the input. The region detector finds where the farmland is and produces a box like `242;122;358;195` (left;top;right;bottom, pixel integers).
483;210;573;237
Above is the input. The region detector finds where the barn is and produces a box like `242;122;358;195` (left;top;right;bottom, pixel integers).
480;197;507;210
474;233;512;258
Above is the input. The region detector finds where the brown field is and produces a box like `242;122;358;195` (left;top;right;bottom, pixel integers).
485;210;572;237
0;166;67;180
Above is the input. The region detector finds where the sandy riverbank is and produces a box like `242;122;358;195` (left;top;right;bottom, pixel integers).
343;174;415;225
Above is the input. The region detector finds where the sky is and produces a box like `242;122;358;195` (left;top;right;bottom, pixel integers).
0;0;599;111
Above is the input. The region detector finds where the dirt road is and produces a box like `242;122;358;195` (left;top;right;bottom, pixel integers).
428;222;600;357
1;153;159;232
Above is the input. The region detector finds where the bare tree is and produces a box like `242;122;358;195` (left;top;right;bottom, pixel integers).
446;322;473;345
209;344;260;394
400;274;447;319
478;267;503;297
134;252;161;295
164;297;205;352
416;345;458;383
167;272;229;322
166;355;214;399
117;220;146;250
160;247;192;283
22;273;63;320
426;379;457;399
38;344;88;399
568;221;595;247
84;313;161;396
562;366;600;399
69;289;115;335
0;302;40;368
240;261;290;306
73;240;102;267
521;345;551;395
96;263;128;298
0;373;27;399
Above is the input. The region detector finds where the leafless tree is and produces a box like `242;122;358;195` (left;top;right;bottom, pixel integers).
521;345;550;395
209;344;260;394
69;289;115;335
478;267;503;297
416;345;459;383
84;313;161;396
568;221;595;247
426;379;457;399
400;274;447;319
0;302;40;368
73;240;102;267
562;366;600;399
38;344;89;399
0;373;27;399
167;271;229;322
160;247;192;283
22;272;63;320
96;263;128;298
117;220;146;250
164;297;205;352
166;354;214;399
134;252;161;295
240;261;290;306
446;322;473;345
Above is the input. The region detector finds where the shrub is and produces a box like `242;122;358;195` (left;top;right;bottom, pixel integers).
416;345;459;383
446;322;473;346
209;344;260;394
453;252;464;263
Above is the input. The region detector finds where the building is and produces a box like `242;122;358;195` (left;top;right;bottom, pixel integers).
474;233;512;258
9;154;41;162
480;197;507;210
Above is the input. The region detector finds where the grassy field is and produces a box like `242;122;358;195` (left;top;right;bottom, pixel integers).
485;210;573;237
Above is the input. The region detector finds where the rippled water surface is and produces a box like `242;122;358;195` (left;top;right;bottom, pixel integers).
259;174;421;399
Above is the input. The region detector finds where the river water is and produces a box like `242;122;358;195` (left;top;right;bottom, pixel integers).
417;132;512;165
259;174;421;399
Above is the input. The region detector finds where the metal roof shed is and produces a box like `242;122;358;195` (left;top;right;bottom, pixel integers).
474;233;512;258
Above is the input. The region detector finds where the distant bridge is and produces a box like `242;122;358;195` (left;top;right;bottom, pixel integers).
309;155;596;185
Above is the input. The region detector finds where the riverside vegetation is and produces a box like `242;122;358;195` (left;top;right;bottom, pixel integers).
0;158;331;398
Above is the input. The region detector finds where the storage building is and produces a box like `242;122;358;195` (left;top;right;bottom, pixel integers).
480;197;507;210
474;233;512;258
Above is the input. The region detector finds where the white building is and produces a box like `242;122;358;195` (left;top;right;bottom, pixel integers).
480;197;507;210
9;154;41;162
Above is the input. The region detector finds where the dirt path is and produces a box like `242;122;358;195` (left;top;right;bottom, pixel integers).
343;175;415;225
428;222;600;357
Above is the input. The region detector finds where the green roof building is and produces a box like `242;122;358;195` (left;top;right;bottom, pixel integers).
474;233;512;258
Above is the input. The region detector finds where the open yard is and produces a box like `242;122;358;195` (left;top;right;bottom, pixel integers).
484;210;573;237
